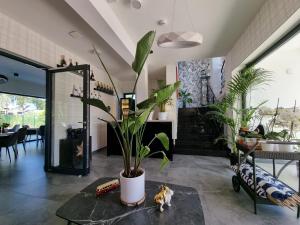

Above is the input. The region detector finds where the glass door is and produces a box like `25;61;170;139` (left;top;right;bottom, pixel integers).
45;65;90;175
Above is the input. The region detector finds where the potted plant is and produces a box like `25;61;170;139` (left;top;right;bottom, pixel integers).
208;67;271;166
153;80;173;121
244;131;262;146
179;89;192;108
260;131;283;151
83;31;180;205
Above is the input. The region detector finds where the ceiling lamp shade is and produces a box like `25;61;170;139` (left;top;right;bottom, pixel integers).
0;74;8;84
157;32;203;48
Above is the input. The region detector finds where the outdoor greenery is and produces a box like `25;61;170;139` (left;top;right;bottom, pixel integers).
83;31;180;178
208;67;272;153
0;93;45;128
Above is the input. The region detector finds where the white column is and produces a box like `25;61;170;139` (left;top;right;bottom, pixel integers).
136;67;149;103
166;64;178;141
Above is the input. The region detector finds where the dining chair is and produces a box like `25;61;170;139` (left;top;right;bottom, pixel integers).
0;132;18;163
17;127;27;153
7;124;20;132
37;125;45;147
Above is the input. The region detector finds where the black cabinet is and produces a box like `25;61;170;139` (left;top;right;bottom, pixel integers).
107;121;173;160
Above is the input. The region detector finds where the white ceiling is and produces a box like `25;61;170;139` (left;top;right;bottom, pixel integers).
108;0;266;78
0;55;45;85
0;0;266;81
0;0;133;80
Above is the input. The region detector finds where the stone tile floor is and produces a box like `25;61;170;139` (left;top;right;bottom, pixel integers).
0;142;299;225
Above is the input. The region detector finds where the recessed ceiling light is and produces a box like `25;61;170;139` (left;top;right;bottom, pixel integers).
89;48;102;55
132;0;142;9
158;19;167;26
0;74;8;84
68;31;82;39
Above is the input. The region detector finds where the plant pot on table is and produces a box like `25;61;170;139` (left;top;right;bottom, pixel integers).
260;140;275;151
120;168;145;206
158;112;168;120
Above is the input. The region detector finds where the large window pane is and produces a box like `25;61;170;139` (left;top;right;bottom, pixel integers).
248;32;300;138
0;93;45;128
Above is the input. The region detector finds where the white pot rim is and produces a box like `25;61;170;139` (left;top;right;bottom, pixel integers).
120;168;145;179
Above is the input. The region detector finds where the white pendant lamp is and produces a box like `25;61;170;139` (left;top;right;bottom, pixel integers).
157;0;203;49
157;31;203;48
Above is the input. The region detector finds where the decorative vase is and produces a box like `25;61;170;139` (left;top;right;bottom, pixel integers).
120;169;145;206
182;102;186;108
158;112;168;120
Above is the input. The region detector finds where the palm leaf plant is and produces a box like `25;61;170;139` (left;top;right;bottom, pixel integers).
83;31;180;178
208;67;271;154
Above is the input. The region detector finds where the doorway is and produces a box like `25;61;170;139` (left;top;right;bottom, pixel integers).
44;65;91;175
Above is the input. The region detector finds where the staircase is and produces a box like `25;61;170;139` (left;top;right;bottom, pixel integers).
175;107;227;157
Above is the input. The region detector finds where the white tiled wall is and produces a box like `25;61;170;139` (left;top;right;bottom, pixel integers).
226;0;300;79
0;11;119;151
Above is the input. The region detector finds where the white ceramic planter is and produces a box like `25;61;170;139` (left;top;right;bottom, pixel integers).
120;169;145;206
148;111;154;121
158;112;168;120
277;144;294;152
260;142;275;151
245;138;257;146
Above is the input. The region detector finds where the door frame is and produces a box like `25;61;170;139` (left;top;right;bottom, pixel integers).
44;65;90;175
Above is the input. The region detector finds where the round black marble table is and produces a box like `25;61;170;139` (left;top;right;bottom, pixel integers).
56;177;205;225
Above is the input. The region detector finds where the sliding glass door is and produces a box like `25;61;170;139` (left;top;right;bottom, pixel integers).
45;65;90;175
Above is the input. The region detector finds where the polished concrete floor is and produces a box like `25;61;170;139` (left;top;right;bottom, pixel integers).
0;142;299;225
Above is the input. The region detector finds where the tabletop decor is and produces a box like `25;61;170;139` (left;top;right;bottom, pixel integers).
154;185;174;212
56;177;205;225
83;31;180;206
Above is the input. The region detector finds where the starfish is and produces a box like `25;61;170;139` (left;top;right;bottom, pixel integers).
76;142;83;157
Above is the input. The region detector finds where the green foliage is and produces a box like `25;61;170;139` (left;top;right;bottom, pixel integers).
84;31;179;178
0;94;45;128
208;67;271;153
155;132;169;150
132;31;155;76
82;98;110;113
245;131;262;138
179;89;193;108
239;101;267;128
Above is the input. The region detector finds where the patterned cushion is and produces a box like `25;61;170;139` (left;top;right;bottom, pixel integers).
233;163;300;207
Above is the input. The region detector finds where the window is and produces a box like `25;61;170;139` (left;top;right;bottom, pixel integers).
247;31;300;138
0;93;45;128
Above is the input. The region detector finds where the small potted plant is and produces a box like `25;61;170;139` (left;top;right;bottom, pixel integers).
179;89;192;108
83;31;180;205
260;131;282;151
244;131;262;146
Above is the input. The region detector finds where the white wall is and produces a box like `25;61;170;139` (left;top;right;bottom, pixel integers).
225;0;300;80
166;64;178;140
0;11;123;151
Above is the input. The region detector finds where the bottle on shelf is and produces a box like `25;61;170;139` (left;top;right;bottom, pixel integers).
69;59;73;67
57;55;67;67
90;70;95;81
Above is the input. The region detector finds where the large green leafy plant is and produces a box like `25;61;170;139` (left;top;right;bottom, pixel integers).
208;67;271;153
83;31;180;178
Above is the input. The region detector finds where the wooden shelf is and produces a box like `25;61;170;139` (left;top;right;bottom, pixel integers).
70;94;82;99
93;88;114;96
